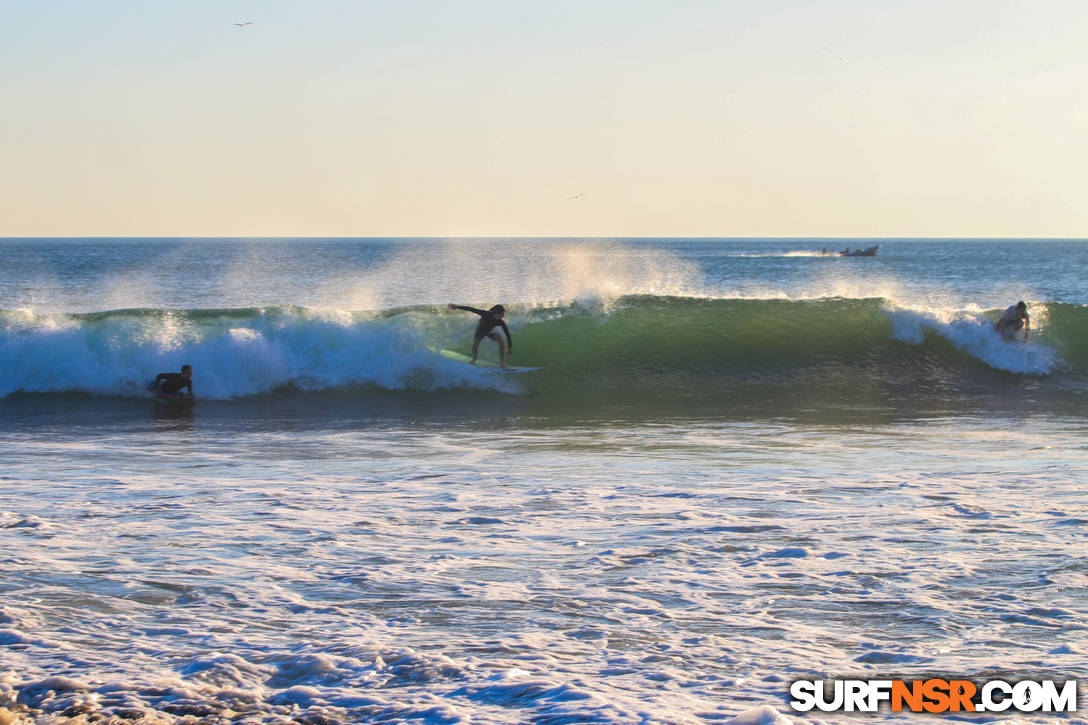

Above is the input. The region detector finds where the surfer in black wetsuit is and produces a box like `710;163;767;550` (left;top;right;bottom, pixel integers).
151;365;194;395
447;304;513;369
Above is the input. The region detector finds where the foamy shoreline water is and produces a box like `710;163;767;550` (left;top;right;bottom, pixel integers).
2;419;1086;723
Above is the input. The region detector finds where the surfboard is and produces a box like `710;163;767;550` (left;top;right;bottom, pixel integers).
147;385;195;403
436;348;543;373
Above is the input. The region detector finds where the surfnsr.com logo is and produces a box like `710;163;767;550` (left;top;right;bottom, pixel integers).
789;679;1078;713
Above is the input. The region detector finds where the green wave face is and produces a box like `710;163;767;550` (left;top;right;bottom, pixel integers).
512;297;893;373
509;297;1085;371
1;299;1085;418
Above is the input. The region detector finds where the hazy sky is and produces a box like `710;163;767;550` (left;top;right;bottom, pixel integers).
2;0;1086;237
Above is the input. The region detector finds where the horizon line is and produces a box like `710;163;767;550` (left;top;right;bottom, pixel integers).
3;235;1088;242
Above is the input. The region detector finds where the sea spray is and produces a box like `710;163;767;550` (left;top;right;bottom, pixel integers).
331;239;707;311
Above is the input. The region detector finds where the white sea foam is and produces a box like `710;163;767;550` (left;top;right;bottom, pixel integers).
0;307;516;399
886;302;1059;374
730;250;828;258
1;420;1084;723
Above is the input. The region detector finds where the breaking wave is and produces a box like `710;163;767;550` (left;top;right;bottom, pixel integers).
1;298;1084;401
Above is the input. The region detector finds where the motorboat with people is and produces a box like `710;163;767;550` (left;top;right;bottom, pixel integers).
839;244;880;257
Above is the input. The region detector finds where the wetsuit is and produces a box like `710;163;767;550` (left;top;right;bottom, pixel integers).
153;373;192;394
452;306;513;347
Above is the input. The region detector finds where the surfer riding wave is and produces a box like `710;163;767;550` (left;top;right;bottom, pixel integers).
995;301;1030;341
447;304;513;369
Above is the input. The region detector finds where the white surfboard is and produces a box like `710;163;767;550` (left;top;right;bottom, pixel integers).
437;348;543;373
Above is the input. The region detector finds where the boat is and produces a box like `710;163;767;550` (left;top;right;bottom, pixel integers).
839;245;880;257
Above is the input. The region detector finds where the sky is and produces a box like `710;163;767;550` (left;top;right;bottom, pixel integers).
1;0;1086;238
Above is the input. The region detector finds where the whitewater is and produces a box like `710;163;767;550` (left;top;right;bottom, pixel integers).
1;238;1086;724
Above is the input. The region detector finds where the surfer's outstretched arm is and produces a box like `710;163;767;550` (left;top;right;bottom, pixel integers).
448;304;486;316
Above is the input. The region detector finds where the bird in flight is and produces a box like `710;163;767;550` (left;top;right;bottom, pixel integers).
566;193;588;200
233;22;253;29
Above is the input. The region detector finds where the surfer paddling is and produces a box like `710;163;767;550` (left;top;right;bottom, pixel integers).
150;365;194;396
447;304;513;369
994;301;1029;340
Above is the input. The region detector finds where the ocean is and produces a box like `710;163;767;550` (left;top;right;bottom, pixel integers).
1;238;1085;724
